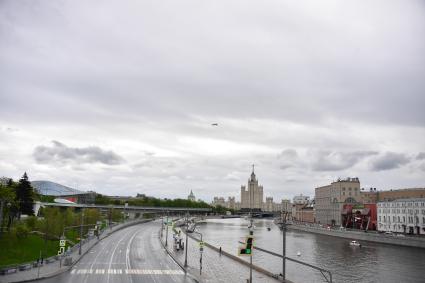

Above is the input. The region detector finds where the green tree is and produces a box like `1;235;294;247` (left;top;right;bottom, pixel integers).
1;180;18;230
15;173;35;218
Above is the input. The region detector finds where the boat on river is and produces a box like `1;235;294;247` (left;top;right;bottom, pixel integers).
349;240;361;247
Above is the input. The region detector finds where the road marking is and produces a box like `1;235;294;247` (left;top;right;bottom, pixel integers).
71;269;184;275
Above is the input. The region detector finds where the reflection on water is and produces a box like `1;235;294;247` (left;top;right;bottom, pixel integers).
197;218;425;283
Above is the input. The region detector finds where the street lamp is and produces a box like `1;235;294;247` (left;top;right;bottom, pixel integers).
79;209;84;255
280;211;287;281
165;212;169;247
184;212;189;268
191;230;203;275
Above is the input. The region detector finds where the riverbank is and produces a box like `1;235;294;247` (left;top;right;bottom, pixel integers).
288;224;425;248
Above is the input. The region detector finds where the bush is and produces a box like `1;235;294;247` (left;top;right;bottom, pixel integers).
15;224;30;239
25;216;38;231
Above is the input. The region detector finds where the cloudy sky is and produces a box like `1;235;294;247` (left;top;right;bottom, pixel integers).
1;0;424;202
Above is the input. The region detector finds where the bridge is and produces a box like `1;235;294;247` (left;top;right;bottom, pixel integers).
39;202;212;213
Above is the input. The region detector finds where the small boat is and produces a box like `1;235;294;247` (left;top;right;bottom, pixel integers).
349;240;361;247
296;251;301;256
267;227;271;231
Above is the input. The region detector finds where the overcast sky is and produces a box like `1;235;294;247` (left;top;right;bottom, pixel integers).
1;0;424;202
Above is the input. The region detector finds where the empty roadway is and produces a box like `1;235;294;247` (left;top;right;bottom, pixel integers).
36;221;194;283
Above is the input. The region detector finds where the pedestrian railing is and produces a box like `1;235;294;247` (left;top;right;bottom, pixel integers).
253;245;333;283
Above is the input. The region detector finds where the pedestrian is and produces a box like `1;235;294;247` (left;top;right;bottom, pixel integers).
219;246;222;256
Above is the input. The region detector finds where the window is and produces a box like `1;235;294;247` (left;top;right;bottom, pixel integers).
379;216;381;222
398;216;400;222
384;216;386;222
423;217;425;224
403;216;405;223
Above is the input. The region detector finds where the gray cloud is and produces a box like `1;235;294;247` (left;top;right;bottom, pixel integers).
0;1;424;200
33;141;124;166
277;149;299;170
310;150;378;172
370;152;411;171
416;152;425;160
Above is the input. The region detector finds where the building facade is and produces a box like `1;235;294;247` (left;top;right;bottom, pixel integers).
240;169;263;210
264;197;274;212
315;177;361;226
293;194;310;205
212;197;226;207
377;188;425;202
281;199;291;213
377;198;425;235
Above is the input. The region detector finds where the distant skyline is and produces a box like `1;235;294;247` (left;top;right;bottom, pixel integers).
1;0;424;202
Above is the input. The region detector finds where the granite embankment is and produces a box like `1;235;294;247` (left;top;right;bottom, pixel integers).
288;224;425;248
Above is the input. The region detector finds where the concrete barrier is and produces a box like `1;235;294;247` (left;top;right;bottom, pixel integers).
0;268;17;275
18;265;31;271
288;225;425;248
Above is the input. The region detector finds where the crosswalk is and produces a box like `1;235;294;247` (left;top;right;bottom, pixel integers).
70;269;185;275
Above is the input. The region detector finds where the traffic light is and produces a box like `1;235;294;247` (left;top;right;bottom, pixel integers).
238;236;254;256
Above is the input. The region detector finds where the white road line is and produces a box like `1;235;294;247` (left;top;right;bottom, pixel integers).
125;227;140;283
106;230;133;283
71;268;184;275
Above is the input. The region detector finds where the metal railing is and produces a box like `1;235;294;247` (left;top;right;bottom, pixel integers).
253;245;333;283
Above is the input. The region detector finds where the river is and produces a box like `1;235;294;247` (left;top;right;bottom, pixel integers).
196;218;425;283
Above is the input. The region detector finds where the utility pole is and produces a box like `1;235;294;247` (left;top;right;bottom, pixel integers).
165;213;169;247
79;209;84;255
249;164;254;283
184;212;189;267
281;211;287;281
161;214;164;239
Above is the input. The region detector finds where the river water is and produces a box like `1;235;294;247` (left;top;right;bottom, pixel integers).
196;218;425;283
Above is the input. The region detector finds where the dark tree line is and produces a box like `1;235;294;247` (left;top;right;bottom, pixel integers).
95;194;212;209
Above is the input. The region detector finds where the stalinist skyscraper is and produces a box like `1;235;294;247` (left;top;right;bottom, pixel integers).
240;165;264;210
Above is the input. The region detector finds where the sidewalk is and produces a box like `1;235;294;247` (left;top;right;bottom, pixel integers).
161;226;281;283
1;219;151;283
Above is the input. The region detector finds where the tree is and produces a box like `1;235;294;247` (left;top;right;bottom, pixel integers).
15;172;35;218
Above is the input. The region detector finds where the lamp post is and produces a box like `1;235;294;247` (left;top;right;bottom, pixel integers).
79;209;84;255
184;212;189;267
161;213;164;239
280;211;287;281
192;230;203;275
165;212;169;247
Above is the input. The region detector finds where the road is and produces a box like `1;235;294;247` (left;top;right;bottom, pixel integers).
37;221;194;283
